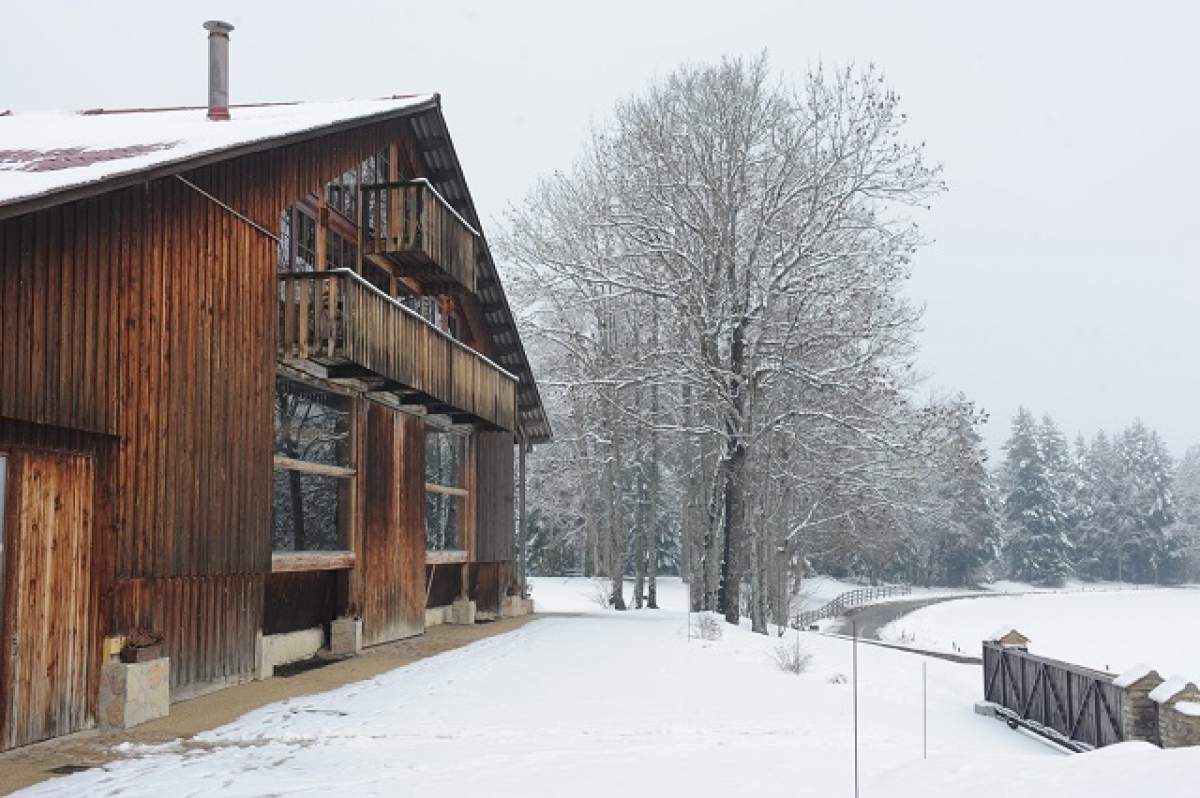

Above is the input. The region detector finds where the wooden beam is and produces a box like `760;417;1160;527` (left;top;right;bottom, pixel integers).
425;549;468;566
271;550;356;573
273;455;356;478
425;482;469;497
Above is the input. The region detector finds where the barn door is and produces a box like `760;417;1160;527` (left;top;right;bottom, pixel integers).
0;450;97;750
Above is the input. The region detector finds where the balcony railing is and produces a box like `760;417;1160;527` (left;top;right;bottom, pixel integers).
278;269;516;431
360;179;478;294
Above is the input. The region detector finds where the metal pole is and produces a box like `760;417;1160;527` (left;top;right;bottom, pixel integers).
922;660;928;760
853;621;860;798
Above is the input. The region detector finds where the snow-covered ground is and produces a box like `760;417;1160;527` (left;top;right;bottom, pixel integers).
879;588;1200;678
18;578;1200;797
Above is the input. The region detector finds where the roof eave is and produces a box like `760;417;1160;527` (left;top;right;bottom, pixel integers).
0;94;441;223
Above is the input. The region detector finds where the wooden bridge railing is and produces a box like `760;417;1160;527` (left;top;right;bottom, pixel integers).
278;269;516;430
982;642;1123;752
795;584;912;628
360;179;478;294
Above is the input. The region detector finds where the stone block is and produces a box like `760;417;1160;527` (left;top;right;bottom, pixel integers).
425;606;448;628
1116;667;1165;744
329;617;363;657
99;658;170;729
449;598;476;625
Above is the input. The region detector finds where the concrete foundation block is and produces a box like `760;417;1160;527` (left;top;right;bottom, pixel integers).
973;700;997;717
425;606;449;628
450;599;476;625
499;596;535;618
329;617;363;657
259;627;324;679
99;658;170;729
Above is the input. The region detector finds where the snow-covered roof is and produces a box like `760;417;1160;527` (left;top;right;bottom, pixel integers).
0;96;435;212
1113;664;1159;688
1149;676;1198;704
988;626;1029;642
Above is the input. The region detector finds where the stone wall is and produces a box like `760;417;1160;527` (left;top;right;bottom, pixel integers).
1160;702;1200;748
1157;684;1200;749
1117;670;1164;745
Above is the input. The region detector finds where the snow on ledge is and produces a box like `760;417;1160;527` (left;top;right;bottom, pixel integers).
1114;663;1156;688
1174;701;1200;717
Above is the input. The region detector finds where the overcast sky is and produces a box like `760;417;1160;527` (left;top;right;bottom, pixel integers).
4;1;1197;456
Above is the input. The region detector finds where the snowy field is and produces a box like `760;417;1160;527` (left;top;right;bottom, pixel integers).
18;578;1200;797
879;588;1200;678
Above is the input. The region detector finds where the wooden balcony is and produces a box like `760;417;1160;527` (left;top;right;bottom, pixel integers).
278;269;517;431
361;179;478;294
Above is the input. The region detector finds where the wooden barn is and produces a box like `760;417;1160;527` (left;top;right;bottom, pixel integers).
0;21;548;750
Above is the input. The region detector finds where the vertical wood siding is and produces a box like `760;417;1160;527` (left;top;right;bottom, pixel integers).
473;431;515;562
0;117;417;699
359;402;426;646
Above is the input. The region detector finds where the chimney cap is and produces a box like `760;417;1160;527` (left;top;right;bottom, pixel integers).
203;20;234;34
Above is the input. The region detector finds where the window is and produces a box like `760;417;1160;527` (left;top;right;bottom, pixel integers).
273;377;354;552
425;429;468;551
327;167;358;221
277;208;292;272
293;210;317;273
327;230;358;272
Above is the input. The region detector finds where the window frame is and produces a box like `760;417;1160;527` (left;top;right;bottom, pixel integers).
271;375;358;572
424;427;470;555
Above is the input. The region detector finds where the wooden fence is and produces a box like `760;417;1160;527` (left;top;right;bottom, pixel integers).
795;584;911;628
982;642;1124;751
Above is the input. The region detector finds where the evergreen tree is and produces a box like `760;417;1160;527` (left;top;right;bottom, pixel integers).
933;398;1001;585
1000;407;1072;584
1114;421;1178;583
1074;431;1120;579
1174;445;1200;582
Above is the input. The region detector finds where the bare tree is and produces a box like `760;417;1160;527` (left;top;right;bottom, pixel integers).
501;54;949;629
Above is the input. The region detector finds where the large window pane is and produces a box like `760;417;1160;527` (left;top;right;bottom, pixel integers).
274;378;352;467
425;491;461;550
272;470;348;551
425;430;465;487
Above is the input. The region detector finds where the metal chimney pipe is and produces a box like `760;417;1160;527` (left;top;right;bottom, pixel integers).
203;20;234;121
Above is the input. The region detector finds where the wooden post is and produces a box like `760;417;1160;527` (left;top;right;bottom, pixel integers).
518;431;528;595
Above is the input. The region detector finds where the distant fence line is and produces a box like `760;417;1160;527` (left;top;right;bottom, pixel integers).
795;585;912;629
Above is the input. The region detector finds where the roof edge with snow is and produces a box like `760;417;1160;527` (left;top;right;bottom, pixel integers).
0;94;440;221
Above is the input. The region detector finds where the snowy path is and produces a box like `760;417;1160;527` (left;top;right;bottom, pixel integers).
17;578;1200;797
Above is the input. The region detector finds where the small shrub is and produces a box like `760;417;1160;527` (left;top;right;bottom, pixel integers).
691;611;723;641
590;579;613;608
827;672;847;684
772;641;812;674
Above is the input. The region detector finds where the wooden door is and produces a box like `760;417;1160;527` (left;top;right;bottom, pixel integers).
360;404;425;646
0;450;97;750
